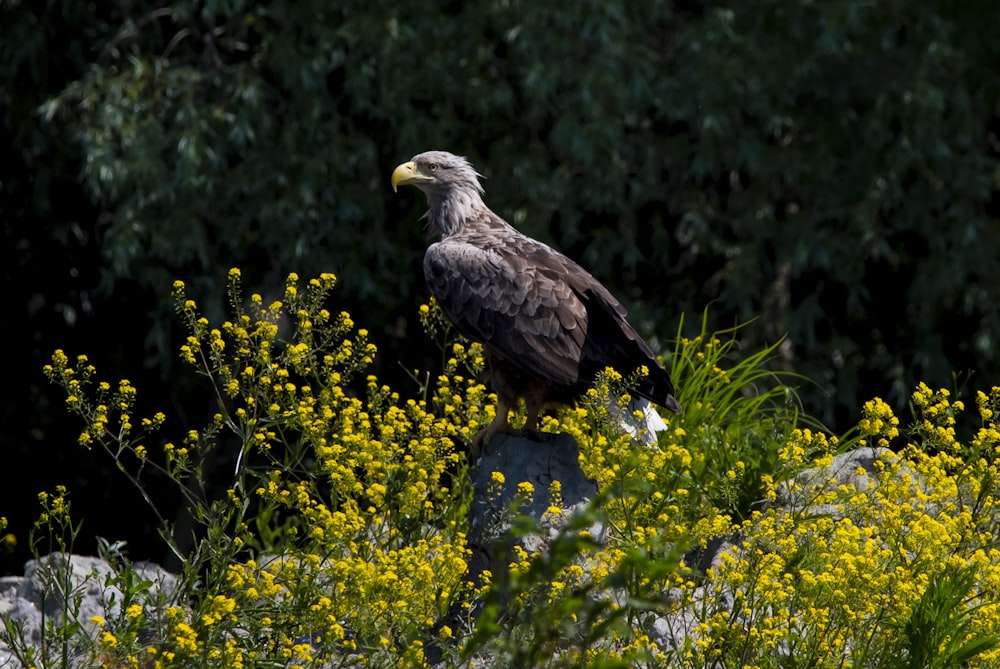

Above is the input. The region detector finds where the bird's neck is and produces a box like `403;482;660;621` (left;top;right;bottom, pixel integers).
427;188;490;238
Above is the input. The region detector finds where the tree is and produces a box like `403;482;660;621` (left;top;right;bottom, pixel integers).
5;0;1000;566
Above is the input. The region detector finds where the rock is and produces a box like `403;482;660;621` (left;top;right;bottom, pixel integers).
775;446;898;516
466;431;601;584
0;553;176;668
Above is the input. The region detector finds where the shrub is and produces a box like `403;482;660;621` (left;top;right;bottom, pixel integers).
4;270;999;668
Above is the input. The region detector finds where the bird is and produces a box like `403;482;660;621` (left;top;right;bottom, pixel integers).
391;150;681;449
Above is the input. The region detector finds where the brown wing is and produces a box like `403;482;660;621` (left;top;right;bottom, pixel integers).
539;246;680;410
422;225;679;412
423;235;589;389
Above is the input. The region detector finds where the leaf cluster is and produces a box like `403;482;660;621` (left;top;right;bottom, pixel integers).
13;1;998;431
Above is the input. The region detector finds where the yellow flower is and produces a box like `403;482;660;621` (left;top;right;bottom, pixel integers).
172;621;198;653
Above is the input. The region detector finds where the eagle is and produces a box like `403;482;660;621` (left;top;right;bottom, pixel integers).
391;150;681;447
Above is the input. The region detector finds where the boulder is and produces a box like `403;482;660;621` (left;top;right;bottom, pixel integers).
0;553;176;668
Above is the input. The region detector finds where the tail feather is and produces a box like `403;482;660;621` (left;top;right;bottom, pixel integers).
610;396;670;446
662;393;682;414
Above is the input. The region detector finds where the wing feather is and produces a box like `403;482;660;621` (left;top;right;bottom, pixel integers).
423;223;678;409
424;238;587;388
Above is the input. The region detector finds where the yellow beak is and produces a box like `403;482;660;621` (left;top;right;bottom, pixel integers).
391;161;433;192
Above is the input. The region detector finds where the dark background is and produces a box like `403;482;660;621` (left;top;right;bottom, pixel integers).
4;0;999;574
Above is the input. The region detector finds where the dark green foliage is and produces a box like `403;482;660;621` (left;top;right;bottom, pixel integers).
5;0;1000;564
21;0;1000;411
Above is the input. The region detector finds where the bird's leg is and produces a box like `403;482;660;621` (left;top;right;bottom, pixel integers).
523;403;541;434
520;385;548;438
472;398;513;459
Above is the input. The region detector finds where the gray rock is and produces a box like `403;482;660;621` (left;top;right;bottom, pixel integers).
776;446;898;516
0;553;176;668
471;431;599;523
467;431;601;583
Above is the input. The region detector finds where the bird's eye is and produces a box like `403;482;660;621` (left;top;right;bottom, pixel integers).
428;163;439;171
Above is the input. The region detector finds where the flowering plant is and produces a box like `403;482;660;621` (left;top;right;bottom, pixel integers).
4;270;998;669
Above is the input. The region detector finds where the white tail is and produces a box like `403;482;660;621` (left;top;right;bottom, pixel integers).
609;396;669;446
